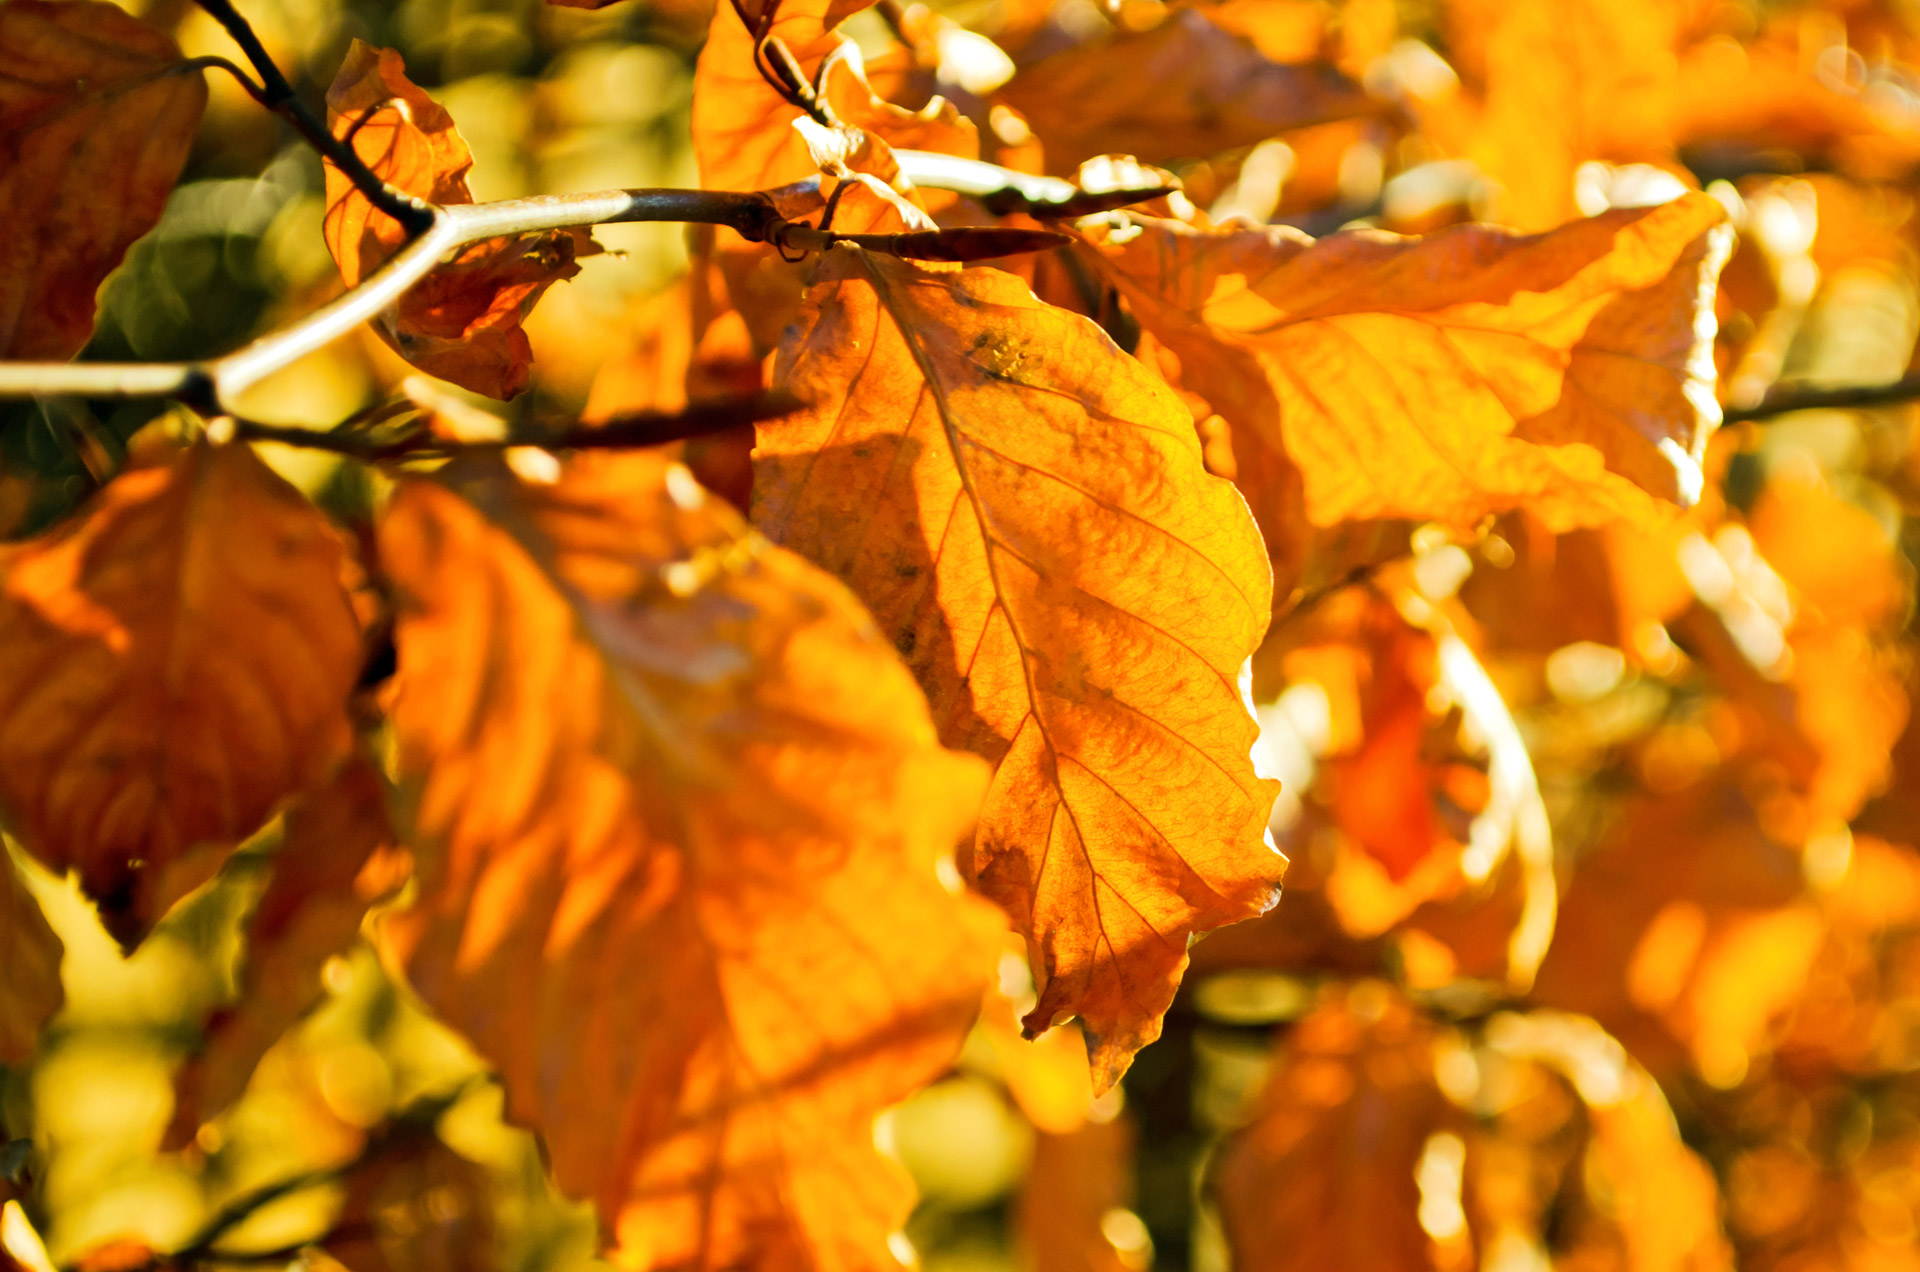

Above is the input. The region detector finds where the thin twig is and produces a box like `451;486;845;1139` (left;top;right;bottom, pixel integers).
1722;373;1920;422
228;392;802;460
191;0;435;236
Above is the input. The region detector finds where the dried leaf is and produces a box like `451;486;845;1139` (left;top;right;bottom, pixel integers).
169;760;407;1145
0;0;206;360
376;451;1000;1271
997;10;1376;174
1213;984;1455;1272
323;41;586;400
0;852;60;1066
760;249;1283;1088
691;0;871;194
0;442;365;947
1079;194;1733;531
325;1127;496;1272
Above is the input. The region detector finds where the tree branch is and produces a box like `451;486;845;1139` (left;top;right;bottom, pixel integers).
191;0;436;236
0;155;1164;413
1721;374;1920;422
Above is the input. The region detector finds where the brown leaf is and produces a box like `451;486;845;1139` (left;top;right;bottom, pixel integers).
322;41;586;400
376;450;1000;1271
0;852;61;1066
997;9;1376;174
0;441;366;947
760;249;1283;1089
168;759;407;1146
325;1127;496;1272
0;0;206;360
1213;984;1457;1272
1079;194;1733;532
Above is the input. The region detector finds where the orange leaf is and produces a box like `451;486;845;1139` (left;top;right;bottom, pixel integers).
322;41;587;400
996;10;1376;174
0;852;61;1066
375;451;999;1271
691;0;874;195
760;249;1284;1089
1017;1112;1144;1272
168;759;407;1147
1079;194;1733;531
0;0;206;360
1213;984;1456;1271
0;441;366;947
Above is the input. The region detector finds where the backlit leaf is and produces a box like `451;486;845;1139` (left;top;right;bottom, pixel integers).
1213;984;1455;1272
997;9;1377;174
323;41;588;400
1078;194;1733;533
760;249;1283;1089
0;851;60;1066
0;0;206;360
376;450;1000;1272
325;1127;497;1272
0;441;365;947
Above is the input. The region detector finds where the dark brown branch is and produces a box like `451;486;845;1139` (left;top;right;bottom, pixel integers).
191;0;435;236
228;393;802;462
1722;374;1920;422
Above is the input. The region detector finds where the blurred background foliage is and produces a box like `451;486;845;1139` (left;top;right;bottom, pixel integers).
10;1;1920;1271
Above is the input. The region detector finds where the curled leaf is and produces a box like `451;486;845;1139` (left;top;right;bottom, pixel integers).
323;41;588;399
0;0;206;360
762;249;1283;1089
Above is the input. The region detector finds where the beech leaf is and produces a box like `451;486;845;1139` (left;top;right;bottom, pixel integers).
0;0;206;360
1080;194;1734;533
322;41;588;400
0;441;366;947
376;450;1001;1272
997;9;1377;174
759;249;1284;1089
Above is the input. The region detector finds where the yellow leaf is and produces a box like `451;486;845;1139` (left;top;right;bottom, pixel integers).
760;249;1283;1089
1078;194;1733;533
0;441;367;947
376;451;999;1272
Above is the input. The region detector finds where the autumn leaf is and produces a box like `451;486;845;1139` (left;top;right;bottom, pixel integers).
323;41;588;400
1213;985;1458;1272
1017;1112;1144;1272
0;0;206;360
0;441;366;947
375;450;1001;1271
691;0;872;194
325;1127;497;1272
760;248;1283;1089
168;759;408;1146
0;851;61;1066
1079;193;1733;533
996;9;1377;174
